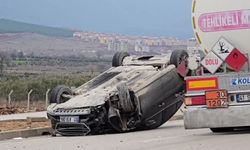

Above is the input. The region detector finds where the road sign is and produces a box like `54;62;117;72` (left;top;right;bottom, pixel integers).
225;48;248;72
212;37;234;60
201;51;223;74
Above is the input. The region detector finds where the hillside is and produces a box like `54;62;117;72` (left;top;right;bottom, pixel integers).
0;33;109;57
0;19;74;37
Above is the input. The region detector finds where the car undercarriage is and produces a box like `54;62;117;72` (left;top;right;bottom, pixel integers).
47;50;188;136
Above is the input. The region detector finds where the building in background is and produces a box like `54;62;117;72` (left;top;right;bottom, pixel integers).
73;31;198;54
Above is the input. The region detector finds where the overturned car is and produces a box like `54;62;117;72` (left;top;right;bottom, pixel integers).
47;50;188;136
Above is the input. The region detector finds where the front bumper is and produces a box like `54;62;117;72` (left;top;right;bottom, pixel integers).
47;114;93;136
55;122;90;136
47;106;108;135
184;105;250;129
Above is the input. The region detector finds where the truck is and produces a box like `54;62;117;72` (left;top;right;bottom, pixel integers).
183;0;250;132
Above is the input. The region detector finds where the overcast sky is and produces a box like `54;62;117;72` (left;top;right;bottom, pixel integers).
0;0;193;39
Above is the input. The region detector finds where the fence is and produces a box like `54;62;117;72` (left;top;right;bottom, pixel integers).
4;89;51;112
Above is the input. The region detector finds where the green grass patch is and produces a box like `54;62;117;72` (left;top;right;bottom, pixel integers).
0;74;93;101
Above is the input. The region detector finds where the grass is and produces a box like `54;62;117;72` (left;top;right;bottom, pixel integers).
14;60;28;65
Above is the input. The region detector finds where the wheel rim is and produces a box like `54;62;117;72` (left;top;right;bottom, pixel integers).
178;54;189;68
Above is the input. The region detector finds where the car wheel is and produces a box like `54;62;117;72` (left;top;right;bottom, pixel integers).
112;52;130;67
117;82;135;113
50;85;72;104
170;50;189;68
170;50;189;77
210;127;234;133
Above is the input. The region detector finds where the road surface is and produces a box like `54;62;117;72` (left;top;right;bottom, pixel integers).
1;120;250;150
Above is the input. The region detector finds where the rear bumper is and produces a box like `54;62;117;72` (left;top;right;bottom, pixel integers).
184;105;250;129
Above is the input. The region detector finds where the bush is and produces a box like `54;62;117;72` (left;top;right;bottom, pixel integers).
0;74;92;102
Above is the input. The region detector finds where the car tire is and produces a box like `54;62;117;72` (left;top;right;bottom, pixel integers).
170;50;189;68
210;127;234;133
112;52;130;67
117;82;135;113
50;85;72;104
170;50;189;78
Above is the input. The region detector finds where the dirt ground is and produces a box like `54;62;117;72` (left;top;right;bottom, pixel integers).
0;100;50;132
0;120;51;132
0;100;46;115
0;107;27;115
0;106;46;115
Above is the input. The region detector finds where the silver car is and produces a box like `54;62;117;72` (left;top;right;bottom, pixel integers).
47;50;188;136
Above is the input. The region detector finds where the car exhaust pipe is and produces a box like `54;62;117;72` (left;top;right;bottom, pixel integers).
108;106;123;132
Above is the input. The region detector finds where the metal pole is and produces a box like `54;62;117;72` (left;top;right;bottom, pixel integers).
27;89;33;111
8;90;13;107
45;89;50;109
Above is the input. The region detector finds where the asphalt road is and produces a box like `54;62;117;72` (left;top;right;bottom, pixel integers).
1;120;250;150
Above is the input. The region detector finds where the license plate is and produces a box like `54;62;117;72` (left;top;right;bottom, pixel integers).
205;90;228;109
236;94;250;102
60;116;79;123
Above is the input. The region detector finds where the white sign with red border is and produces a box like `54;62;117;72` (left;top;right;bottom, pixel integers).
212;37;234;61
201;51;223;74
